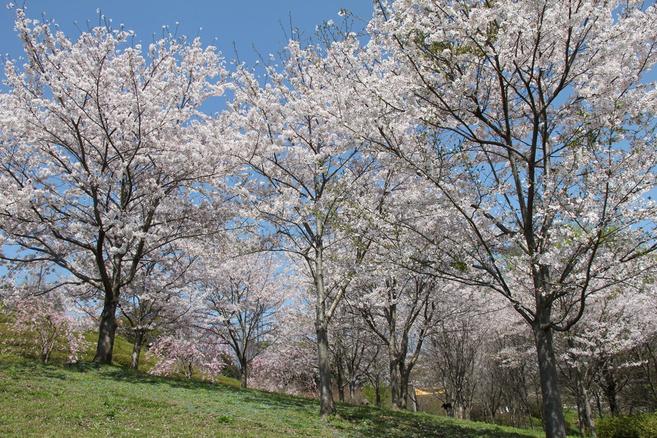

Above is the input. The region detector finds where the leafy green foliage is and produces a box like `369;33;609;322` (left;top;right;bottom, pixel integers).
597;413;657;438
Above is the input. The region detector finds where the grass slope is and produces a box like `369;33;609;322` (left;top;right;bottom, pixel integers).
0;356;550;438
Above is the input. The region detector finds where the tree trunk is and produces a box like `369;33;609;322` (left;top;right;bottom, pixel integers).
575;368;596;437
93;293;118;364
534;322;567;438
41;343;52;364
398;365;409;410
316;323;335;416
336;359;345;402
236;355;248;388
602;366;619;415
313;240;336;417
374;374;382;407
240;367;248;389
130;330;144;370
389;356;401;409
409;384;418;412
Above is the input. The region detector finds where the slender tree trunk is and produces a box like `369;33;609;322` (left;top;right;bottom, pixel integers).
316;322;335;416
41;343;51;364
336;360;345;402
94;292;118;364
389;356;401;409
575;387;585;437
534;321;567;438
575;368;596;437
409;384;418;412
595;390;603;418
236;355;248;388
240;367;248;389
130;330;144;370
602;366;619;415
374;375;382;407
313;241;336;417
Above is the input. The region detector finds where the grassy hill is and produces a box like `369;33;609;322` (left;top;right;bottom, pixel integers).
0;355;555;438
0;310;568;437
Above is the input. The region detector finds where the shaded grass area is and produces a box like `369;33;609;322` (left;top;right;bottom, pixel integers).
0;356;550;438
79;331;158;371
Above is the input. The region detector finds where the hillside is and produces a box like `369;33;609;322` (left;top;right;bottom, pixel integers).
0;356;551;438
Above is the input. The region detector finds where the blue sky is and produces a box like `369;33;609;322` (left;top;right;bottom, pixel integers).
0;1;373;66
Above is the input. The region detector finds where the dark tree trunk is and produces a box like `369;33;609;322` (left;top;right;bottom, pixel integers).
93;293;118;364
316;323;335;416
389;356;401;409
534;322;567;438
130;330;145;370
602;366;619;415
240;360;248;389
595;390;603;418
336;359;345;402
41;342;52;364
374;374;382;407
398;365;410;410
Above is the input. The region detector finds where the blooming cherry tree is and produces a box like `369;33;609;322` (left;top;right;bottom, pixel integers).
5;270;87;364
0;10;229;363
226;37;376;415
149;332;225;380
197;248;287;388
339;1;657;435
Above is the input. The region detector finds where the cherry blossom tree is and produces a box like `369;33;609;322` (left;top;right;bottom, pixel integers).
5;269;87;364
197;250;287;388
149;331;225;380
351;257;440;410
225;37;375;415
250;301;319;396
329;308;382;402
426;288;506;420
331;1;657;435
559;282;657;434
118;250;198;370
0;9;229;364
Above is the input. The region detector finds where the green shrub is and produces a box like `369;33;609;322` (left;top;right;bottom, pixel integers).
597;413;657;438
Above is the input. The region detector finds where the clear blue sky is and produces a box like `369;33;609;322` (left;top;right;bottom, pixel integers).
0;1;374;65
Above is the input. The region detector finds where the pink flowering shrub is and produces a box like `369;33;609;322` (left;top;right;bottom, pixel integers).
250;342;318;396
149;334;226;380
7;292;87;364
249;308;318;396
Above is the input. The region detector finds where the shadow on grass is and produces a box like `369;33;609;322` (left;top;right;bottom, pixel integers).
335;405;541;438
0;357;69;381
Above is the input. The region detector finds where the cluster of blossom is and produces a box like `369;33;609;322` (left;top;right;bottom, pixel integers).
148;334;226;380
5;290;87;364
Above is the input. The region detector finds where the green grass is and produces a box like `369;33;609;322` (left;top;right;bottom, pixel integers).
0;312;577;437
0;354;552;438
79;331;158;371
